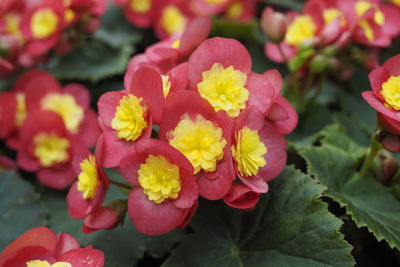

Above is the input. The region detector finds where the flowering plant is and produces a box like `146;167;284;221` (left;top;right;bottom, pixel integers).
1;0;400;266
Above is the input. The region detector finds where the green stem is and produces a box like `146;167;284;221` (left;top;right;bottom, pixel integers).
109;179;133;190
359;133;381;178
391;167;400;186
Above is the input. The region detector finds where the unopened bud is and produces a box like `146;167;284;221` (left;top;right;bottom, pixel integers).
261;7;288;43
310;54;328;74
379;152;398;185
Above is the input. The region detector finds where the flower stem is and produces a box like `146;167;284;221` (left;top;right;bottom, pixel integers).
359;133;381;178
109;179;133;190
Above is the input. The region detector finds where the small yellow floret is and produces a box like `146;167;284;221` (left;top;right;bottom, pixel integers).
161;75;172;97
198;63;248;118
4;12;24;44
392;0;400;6
65;9;75;23
168;114;226;174
77;155;99;200
130;0;151;13
231;127;267;177
205;0;228;5
323;8;346;26
356;1;384;41
27;260;72;267
34;133;69;168
226;2;244;20
172;39;180;49
15;93;27;127
284;15;316;46
161;5;187;35
111;94;147;141
42;93;84;134
138;154;181;203
30;8;59;39
381;76;400;110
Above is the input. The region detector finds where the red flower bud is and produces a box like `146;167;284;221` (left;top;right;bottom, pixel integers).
261;7;287;44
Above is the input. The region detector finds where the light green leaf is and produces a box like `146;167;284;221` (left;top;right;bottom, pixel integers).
0;171;47;250
162;167;354;267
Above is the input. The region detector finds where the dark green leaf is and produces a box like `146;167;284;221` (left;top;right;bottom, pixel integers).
163;167;354;267
47;41;133;82
0;171;47;250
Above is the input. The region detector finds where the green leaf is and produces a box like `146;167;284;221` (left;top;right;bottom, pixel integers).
320;124;366;159
94;4;142;48
301;144;400;249
162;167;354;267
42;185;184;267
47;41;133;82
0;171;47;250
288;103;333;149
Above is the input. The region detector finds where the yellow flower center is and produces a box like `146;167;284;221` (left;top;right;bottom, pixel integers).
226;2;244;20
323;8;346;26
161;75;171;97
161;5;187;35
30;8;59;39
15;93;27;127
111;94;147;141
130;0;151;13
381;76;400;110
27;260;72;267
231;127;267;177
4;13;24;44
77;155;99;200
392;0;400;6
41;93;84;134
34;133;69;168
172;39;180;49
204;0;228;5
197;63;248;118
355;1;384;41
284;15;316;46
168;114;226;174
138;155;181;203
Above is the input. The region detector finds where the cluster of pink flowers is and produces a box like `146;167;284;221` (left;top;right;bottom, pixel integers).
115;0;258;39
263;0;400;69
0;0;106;76
0;227;104;267
0;70;101;189
89;27;298;234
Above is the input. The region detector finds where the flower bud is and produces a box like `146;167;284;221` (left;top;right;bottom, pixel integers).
261;7;288;43
379;151;398;185
310;54;328;74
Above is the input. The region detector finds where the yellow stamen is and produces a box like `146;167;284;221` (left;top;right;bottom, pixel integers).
168;114;226;174
161;5;187;35
138;154;181;203
381;76;400;110
34;133;69;168
30;8;59;39
161;75;172;97
130;0;151;13
41;93;84;134
284;15;316;46
15;93;27;127
226;2;244;20
198;63;248;118
77;155;99;200
231;127;267;177
27;260;72;267
111;94;147;141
